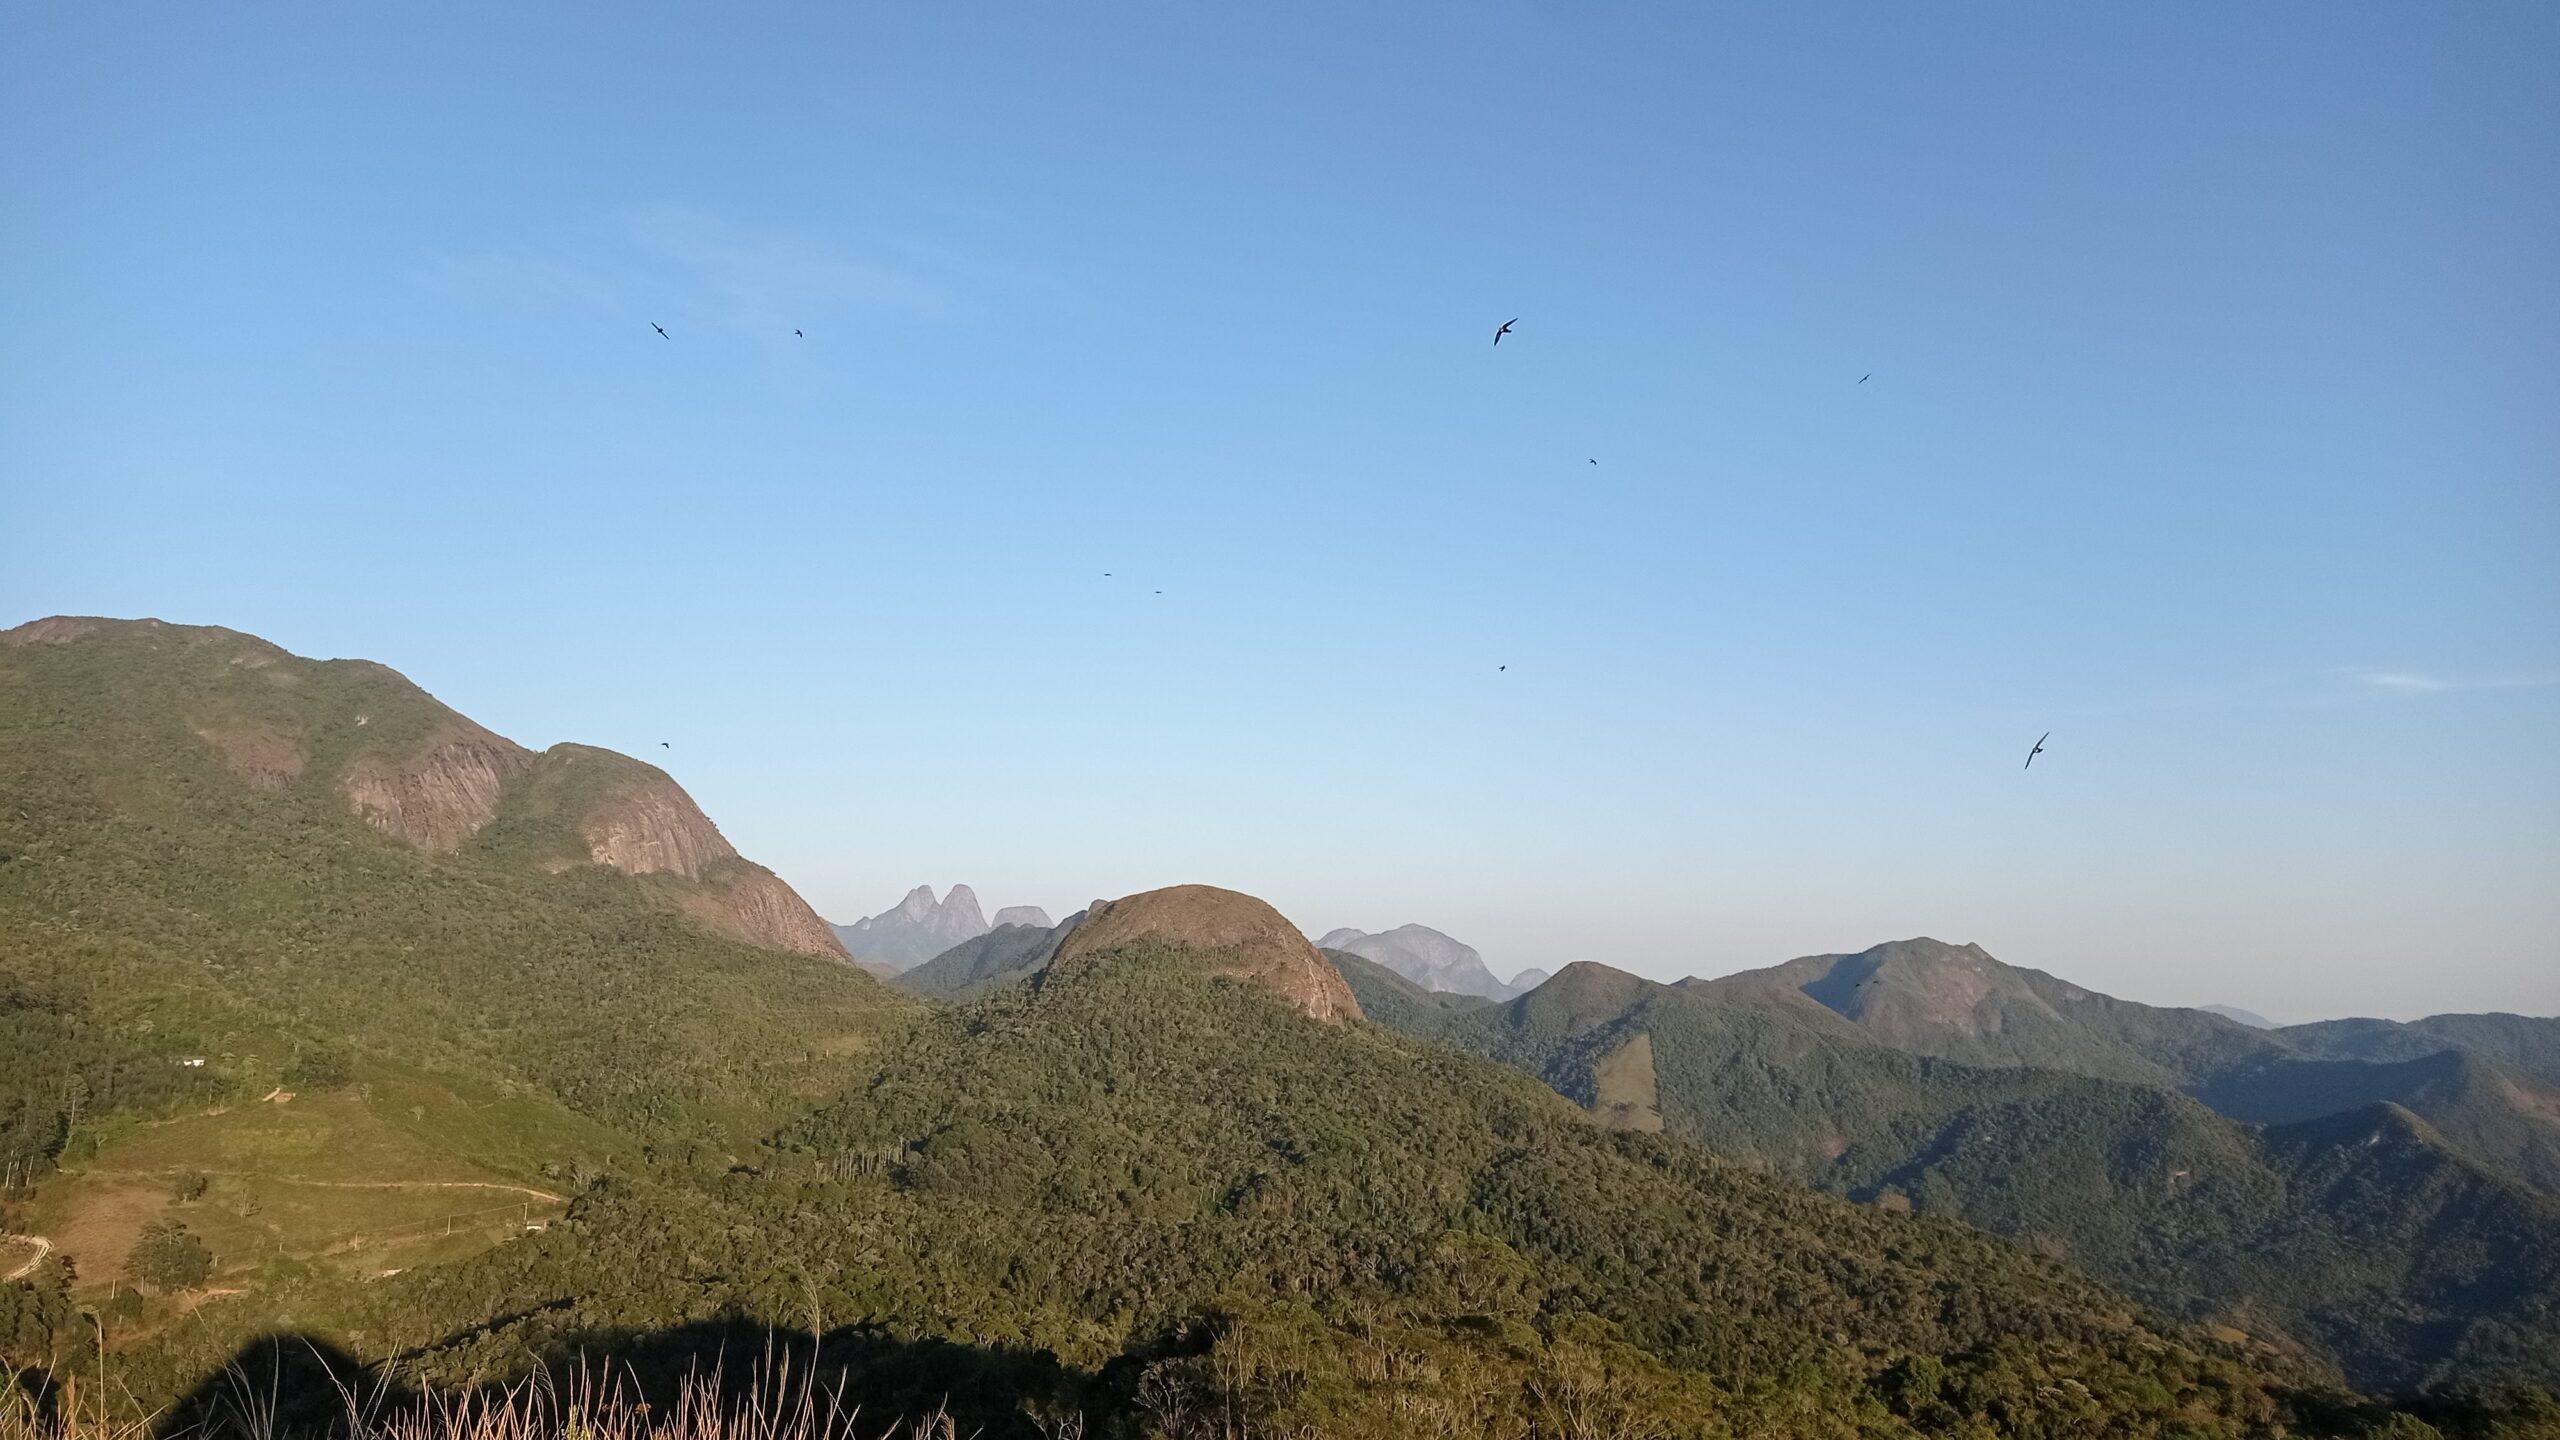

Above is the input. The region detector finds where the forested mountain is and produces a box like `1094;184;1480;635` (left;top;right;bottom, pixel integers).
1698;938;2560;1193
2282;1013;2560;1089
6;617;2556;1435
0;619;902;1161
0;615;913;1345
893;918;1068;996
1322;947;1494;1031
1359;957;2560;1393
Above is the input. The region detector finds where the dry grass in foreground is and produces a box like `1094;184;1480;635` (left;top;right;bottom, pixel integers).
1;1355;988;1440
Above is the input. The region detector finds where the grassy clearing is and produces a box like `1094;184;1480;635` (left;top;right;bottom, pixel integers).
23;1088;569;1294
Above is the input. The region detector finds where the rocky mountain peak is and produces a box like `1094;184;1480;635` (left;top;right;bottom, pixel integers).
1052;884;1362;1024
838;883;994;971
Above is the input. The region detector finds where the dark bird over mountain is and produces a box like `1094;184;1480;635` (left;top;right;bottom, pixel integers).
1493;317;1516;345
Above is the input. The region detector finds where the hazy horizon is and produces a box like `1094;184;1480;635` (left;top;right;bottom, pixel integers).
7;5;2554;1022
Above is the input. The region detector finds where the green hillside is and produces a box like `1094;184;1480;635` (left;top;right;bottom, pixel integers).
894;915;1079;997
5;620;2553;1435
1698;939;2560;1196
442;923;2340;1437
0;618;910;1296
1384;959;2560;1393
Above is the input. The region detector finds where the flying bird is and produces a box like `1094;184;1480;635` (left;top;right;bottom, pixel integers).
659;742;670;749
794;328;803;338
1498;665;1508;672
1493;318;1517;346
651;323;669;339
1588;458;1598;466
2024;732;2049;769
1858;373;1871;384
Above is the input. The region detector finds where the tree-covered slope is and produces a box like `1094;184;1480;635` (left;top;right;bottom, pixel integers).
753;922;2354;1436
2283;1014;2560;1091
1697;938;2560;1196
1385;959;2560;1393
895;913;1080;997
0;617;913;1175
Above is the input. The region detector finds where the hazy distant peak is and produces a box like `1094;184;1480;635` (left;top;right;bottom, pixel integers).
2202;1004;2280;1029
1320;921;1513;1000
992;905;1054;929
838;882;993;970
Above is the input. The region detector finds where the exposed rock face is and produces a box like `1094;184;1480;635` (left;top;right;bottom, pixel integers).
679;865;856;962
1054;884;1362;1024
837;884;992;971
575;765;740;880
526;748;848;965
1319;923;1511;1000
5;614;855;969
341;721;535;852
992;905;1054;930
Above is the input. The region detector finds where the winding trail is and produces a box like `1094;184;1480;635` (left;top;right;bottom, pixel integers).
1;1233;53;1281
71;1169;563;1203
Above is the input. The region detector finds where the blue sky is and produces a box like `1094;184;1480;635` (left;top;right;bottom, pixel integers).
5;4;2554;1019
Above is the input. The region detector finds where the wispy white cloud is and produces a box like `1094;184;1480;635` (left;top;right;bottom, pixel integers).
2350;670;2453;695
2343;669;2556;697
625;206;949;332
412;207;1007;336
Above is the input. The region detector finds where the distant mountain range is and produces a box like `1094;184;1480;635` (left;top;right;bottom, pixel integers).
1692;937;2560;1193
1334;941;2560;1392
1315;923;1543;999
830;885;1053;972
3;620;2550;1429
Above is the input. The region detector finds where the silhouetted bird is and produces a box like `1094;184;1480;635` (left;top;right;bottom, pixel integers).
1588;458;1598;465
1858;373;1870;384
1494;318;1517;346
2024;732;2049;769
794;329;803;338
1498;665;1508;672
652;323;669;339
660;742;670;749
